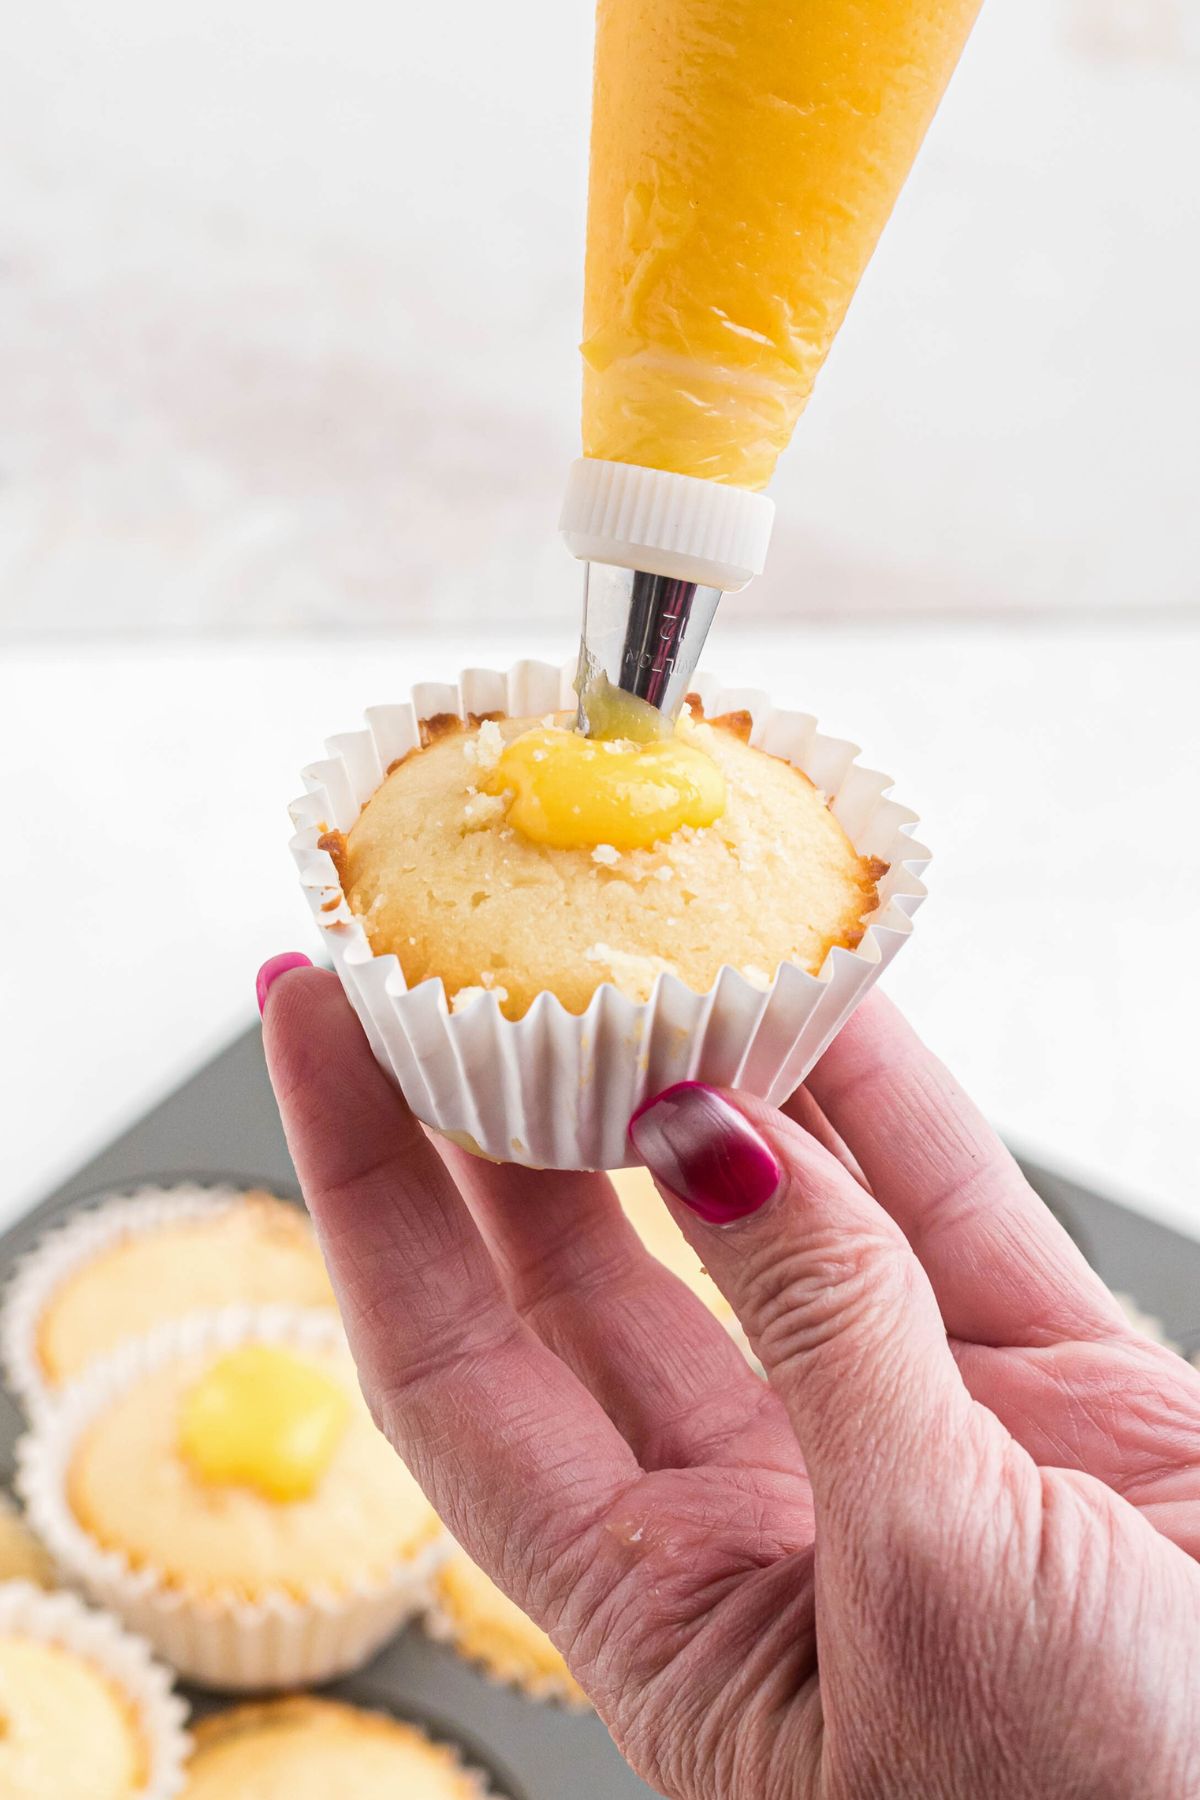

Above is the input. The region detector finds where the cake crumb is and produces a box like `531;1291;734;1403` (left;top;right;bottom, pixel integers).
463;790;508;830
474;719;504;771
584;942;676;1002
653;865;674;883
680;714;718;755
450;983;509;1013
591;844;621;866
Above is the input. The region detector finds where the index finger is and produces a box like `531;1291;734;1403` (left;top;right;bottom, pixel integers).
262;966;638;1610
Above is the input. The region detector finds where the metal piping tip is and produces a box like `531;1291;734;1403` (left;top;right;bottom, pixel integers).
574;563;722;739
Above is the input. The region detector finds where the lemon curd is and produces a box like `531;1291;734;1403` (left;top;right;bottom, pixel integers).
481;725;726;852
178;1345;351;1504
583;0;981;488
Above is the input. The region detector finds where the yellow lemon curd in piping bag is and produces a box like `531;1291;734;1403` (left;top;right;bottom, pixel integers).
581;0;983;491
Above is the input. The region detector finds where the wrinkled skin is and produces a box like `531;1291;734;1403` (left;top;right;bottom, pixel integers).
264;972;1200;1800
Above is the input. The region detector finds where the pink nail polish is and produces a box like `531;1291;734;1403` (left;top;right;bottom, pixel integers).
628;1082;780;1225
256;952;312;1016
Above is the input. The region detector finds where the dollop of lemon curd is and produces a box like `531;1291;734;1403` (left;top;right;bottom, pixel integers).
482;724;726;852
178;1345;351;1503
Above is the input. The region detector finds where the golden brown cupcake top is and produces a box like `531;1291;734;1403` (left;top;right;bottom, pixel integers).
182;1697;482;1798
36;1192;336;1390
336;707;882;1019
0;1495;55;1588
0;1631;148;1799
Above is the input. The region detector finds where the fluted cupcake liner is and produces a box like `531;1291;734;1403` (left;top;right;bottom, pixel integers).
1;1182;312;1421
16;1306;450;1692
0;1578;190;1797
289;660;929;1170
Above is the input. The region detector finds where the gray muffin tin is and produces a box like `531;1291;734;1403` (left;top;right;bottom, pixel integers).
2;1024;1197;1797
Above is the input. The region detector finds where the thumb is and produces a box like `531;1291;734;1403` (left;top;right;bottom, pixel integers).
628;1082;979;1510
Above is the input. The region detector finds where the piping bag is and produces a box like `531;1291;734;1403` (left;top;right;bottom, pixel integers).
564;0;982;736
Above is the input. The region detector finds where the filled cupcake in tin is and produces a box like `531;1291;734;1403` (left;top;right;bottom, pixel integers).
17;1308;445;1690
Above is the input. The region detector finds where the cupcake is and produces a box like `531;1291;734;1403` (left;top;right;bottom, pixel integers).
3;1185;336;1415
329;705;881;1019
291;661;927;1170
0;1492;55;1587
0;1580;188;1799
425;1545;588;1708
17;1309;445;1690
181;1697;489;1798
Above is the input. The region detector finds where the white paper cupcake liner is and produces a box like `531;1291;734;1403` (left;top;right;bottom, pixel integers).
1;1182;314;1421
422;1544;591;1713
0;1578;190;1797
289;660;929;1170
15;1306;450;1692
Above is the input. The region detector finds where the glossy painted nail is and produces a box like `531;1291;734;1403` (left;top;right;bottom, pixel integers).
256;952;312;1016
628;1082;781;1225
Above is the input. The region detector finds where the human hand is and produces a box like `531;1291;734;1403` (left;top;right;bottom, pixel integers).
262;960;1200;1799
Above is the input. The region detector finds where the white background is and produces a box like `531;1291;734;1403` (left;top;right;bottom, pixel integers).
2;0;1198;631
1;0;1198;1232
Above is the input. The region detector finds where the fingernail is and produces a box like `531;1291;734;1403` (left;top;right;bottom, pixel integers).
256;952;312;1016
628;1082;780;1225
